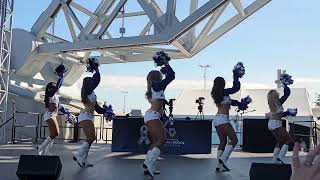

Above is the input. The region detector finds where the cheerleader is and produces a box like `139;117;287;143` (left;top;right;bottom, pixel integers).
143;52;175;177
37;64;75;155
211;62;247;171
267;73;295;164
73;57;113;167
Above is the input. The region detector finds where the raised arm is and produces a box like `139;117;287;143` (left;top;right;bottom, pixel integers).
231;99;241;107
47;76;64;97
153;65;175;91
85;69;101;95
224;75;241;96
279;86;291;105
94;103;105;114
58;103;69;115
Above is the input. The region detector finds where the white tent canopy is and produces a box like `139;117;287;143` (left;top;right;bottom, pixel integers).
173;88;314;127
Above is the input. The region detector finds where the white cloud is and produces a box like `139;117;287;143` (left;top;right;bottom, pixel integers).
99;74;271;90
295;78;320;83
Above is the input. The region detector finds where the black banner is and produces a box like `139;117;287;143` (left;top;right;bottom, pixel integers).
111;117;212;154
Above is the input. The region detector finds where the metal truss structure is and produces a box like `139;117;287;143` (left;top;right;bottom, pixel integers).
0;0;14;143
11;0;271;86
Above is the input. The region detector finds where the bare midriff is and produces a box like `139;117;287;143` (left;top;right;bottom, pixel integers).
216;104;231;116
83;102;95;115
148;100;164;115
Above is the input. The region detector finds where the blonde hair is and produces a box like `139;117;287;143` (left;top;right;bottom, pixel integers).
145;70;162;99
267;90;280;113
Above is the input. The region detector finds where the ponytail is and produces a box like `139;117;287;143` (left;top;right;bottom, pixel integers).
81;77;91;104
145;79;152;99
211;77;226;105
145;70;162;100
44;82;55;108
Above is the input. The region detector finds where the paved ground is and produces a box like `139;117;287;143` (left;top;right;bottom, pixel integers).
0;143;293;180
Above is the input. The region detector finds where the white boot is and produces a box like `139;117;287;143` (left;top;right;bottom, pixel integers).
143;147;160;177
272;147;280;163
82;144;93;167
219;145;234;171
73;142;89;167
36;136;53;155
43;139;54;156
143;150;160;175
277;144;289;164
216;150;224;171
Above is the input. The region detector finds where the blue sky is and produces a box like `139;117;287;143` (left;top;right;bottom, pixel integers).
14;0;320;113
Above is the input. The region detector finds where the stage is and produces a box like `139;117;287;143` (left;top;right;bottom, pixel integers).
0;143;293;180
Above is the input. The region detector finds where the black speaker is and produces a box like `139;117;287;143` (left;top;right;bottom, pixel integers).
249;163;292;180
16;155;62;180
243;119;285;153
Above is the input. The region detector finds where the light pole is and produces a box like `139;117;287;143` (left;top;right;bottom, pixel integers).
121;91;128;114
198;65;211;91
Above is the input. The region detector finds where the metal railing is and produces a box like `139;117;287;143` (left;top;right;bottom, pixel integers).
4;100;111;144
39;114;106;143
11;111;40;143
290;120;319;149
0;101;41;144
5;101;320;148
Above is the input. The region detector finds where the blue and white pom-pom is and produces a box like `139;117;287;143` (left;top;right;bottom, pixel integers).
65;114;77;124
103;103;115;120
153;50;171;67
239;95;252;111
233;62;245;78
287;108;297;117
86;57;100;73
55;64;68;76
280;73;294;86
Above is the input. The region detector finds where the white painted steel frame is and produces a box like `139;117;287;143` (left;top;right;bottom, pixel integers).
0;0;14;144
28;0;270;64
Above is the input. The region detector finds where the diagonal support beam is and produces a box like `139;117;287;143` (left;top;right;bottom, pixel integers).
61;1;86;38
191;2;229;52
80;0;115;38
165;0;177;27
97;0;127;38
31;0;63;38
191;0;271;55
62;5;78;42
70;2;98;20
230;0;246;17
138;0;166;34
139;21;153;36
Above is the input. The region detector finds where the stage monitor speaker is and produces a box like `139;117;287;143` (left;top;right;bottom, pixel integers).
243;119;285;153
16;155;62;180
249;162;292;180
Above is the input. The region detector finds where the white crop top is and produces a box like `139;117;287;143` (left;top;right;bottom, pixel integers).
49;94;59;105
87;92;97;103
150;88;165;101
221;96;232;105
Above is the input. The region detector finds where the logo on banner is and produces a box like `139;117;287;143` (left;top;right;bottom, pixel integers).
164;123;184;148
167;127;176;138
138;125;150;145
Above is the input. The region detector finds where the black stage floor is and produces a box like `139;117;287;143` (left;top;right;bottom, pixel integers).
0;143;293;180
